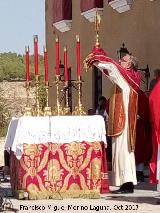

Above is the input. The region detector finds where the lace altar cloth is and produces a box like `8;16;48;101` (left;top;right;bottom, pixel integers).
5;115;106;160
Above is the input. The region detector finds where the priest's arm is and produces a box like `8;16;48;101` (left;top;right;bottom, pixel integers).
84;47;141;91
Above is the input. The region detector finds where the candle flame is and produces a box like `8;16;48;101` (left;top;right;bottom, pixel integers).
76;35;80;42
64;46;67;52
43;46;47;52
25;46;29;52
34;35;38;42
55;35;59;42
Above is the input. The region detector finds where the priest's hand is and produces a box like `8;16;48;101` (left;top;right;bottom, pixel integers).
83;53;96;71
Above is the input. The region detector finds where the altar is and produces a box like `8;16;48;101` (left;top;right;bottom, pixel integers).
5;115;109;200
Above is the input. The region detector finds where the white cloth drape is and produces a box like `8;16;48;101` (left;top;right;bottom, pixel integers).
50;116;106;143
5;117;19;152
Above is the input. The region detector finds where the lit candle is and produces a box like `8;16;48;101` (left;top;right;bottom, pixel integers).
55;36;60;76
76;35;81;77
25;46;30;81
64;46;69;81
34;35;39;76
44;47;48;82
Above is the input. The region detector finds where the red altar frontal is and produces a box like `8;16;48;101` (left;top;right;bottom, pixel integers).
5;116;109;199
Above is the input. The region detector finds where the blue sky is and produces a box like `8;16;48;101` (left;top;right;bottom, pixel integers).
0;0;45;54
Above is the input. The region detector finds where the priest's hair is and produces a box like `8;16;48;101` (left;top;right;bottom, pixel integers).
129;55;138;69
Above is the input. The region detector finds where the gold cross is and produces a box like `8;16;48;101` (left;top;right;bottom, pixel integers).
95;11;101;47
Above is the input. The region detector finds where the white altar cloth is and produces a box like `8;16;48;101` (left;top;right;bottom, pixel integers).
5;117;19;152
5;115;106;159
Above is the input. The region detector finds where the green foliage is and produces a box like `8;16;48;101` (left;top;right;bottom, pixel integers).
0;52;44;81
0;86;11;137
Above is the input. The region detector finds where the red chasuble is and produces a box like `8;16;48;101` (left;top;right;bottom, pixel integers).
149;79;160;183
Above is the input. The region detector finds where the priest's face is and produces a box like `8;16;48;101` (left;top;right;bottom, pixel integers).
120;54;132;69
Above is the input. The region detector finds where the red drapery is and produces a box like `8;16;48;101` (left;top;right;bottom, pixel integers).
53;0;72;32
80;0;103;13
53;0;72;23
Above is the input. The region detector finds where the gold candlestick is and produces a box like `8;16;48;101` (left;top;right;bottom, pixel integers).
43;81;52;116
24;81;32;116
63;81;70;115
72;76;86;115
52;75;64;115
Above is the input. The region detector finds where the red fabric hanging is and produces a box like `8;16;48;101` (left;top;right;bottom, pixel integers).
80;0;103;13
53;0;72;23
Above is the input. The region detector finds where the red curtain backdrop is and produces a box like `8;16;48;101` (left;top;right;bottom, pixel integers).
53;0;72;23
80;0;103;13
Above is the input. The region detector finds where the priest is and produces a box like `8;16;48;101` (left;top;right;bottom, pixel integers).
149;78;160;193
135;89;152;182
84;48;141;193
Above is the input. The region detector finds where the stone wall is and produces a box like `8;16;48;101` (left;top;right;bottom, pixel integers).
0;81;36;166
0;81;35;117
